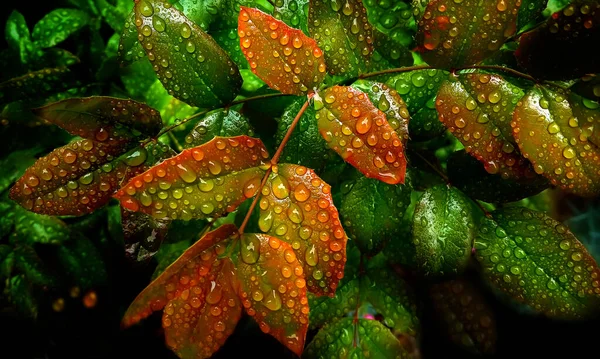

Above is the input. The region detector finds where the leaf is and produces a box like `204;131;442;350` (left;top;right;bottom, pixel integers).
238;7;326;95
0;147;43;194
339;176;412;255
315;85;407;184
32;9;90;48
96;0;132;32
115;136;269;220
259;163;348;296
5;10;34;65
14;245;56;287
0;67;84;105
33;96;163;147
210;28;247;69
184;109;253;148
571;74;600;102
308;0;374;78
474;207;600;319
416;0;520;68
305;318;412;359
437;73;538;180
13;206;69;245
517;0;548;30
370;30;414;71
134;0;242;108
172;0;224;31
516;1;600;80
363;0;415;37
412;185;475;277
57;233;108;289
118;10;145;66
4;275;38;318
308;276;360;329
430;279;497;354
273;0;310;33
512;85;600;197
235;233;309;355
448;149;548;203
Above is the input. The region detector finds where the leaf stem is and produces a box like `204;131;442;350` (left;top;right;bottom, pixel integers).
358;65;433;80
454;65;537;83
228;92;293;108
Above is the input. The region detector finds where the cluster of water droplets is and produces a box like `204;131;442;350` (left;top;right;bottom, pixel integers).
273;0;308;30
33;9;87;48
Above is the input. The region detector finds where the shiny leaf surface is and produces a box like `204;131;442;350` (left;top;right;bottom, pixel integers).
32;8;90;48
184;109;253;148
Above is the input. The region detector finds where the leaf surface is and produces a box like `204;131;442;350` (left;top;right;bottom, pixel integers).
32;9;90;48
184;109;253;148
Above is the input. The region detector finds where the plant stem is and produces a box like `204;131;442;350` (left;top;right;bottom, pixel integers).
455;65;537;83
358;65;433;80
228;92;293;107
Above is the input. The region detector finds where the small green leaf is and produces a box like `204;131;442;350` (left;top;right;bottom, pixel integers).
5;10;34;64
340;176;412;255
308;277;360;329
474;207;600;319
4;274;38;318
14;206;69;245
14;245;56;286
0;67;84;105
517;0;548;30
0;147;43;194
32;9;90;48
184;109;253;148
273;0;309;33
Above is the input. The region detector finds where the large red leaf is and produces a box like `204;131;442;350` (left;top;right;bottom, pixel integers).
235;233;309;355
114;136;269;220
259;164;348;296
315;85;406;184
238;7;326;95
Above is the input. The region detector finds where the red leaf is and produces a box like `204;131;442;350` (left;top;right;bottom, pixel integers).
238;7;327;95
259;164;347;296
315;86;407;184
114;136;270;220
235;233;309;355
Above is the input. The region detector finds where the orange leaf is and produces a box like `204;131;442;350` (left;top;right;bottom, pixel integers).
259;164;347;296
114;136;269;220
315;86;407;184
238;7;326;95
235;233;309;356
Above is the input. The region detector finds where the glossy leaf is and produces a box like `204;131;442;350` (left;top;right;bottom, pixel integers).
0;148;42;194
235;233;309;355
33;96;163;147
305;318;412;359
437;73;537;180
308;276;360;329
512;85;600;197
0;67;83;105
571;74;600;102
238;7;326;95
474;207;600;319
516;1;600;80
259;164;348;296
448;149;549;203
273;0;309;33
210;28;247;69
416;0;520;68
363;0;415;37
517;0;548;30
308;0;374;78
172;0;224;31
13;206;69;245
5;10;33;64
340;176;411;255
32;9;90;48
184;109;253;148
118;10;145;65
115;136;269;220
370;29;414;71
134;0;242;108
315;86;407;184
412;185;475;277
431;279;497;354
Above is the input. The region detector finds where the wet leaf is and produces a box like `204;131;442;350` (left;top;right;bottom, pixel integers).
431;279;497;354
184;109;253;148
259;164;348;296
516;1;600;80
5;10;34;64
571;74;600;102
315;86;407;184
0;67;84;105
308;0;374;78
172;0;224;31
4;274;38;318
308;276;360;329
134;0;242;107
416;0;520;68
363;0;415;38
238;7;326;95
235;233;309;355
13;206;69;245
412;185;475;277
437;73;537;180
210;28;247;69
118;10;145;66
474;207;600;319
273;0;309;33
32;9;90;48
14;245;56;286
512;85;600;197
115;136;269;220
0;147;42;194
517;0;548;30
448;149;549;203
369;30;414;71
339;176;412;255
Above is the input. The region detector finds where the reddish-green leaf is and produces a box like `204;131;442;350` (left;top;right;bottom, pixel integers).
474;207;600;319
437;73;536;180
259;164;347;296
416;0;520;68
516;1;600;80
308;0;374;78
235;233;309;355
431;279;497;354
512;85;600;197
33;96;162;147
315;85;407;184
134;0;242;107
238;7;326;95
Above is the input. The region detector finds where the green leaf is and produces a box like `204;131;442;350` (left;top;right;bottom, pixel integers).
305;318;413;359
0;147;43;194
117;10;145;66
209;28;247;69
364;0;415;43
517;0;548;30
512;85;600;197
134;0;242;108
416;0;520;68
13;206;69;245
273;0;309;33
57;233;107;289
14;245;56;286
474;207;600;319
370;30;414;71
184;109;253;148
431;278;497;354
308;0;374;78
0;67;84;105
173;0;224;31
32;9;90;48
5;10;34;64
412;185;475;277
571;74;600;102
4;274;38;318
340;176;412;255
96;0;132;32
